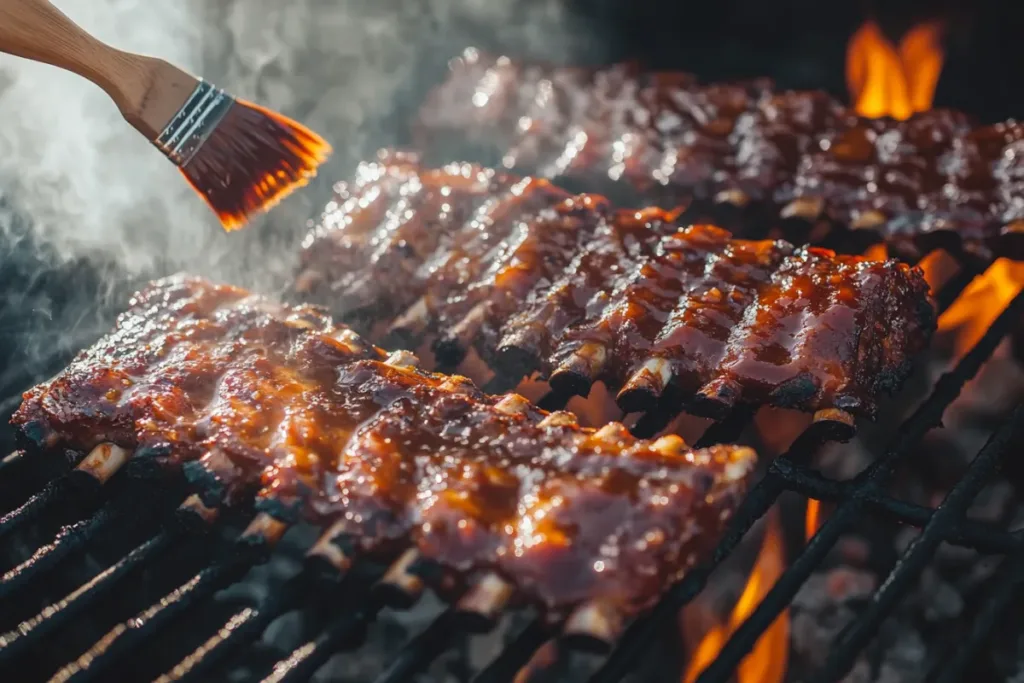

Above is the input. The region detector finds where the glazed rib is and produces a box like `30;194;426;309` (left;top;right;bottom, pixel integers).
295;150;577;333
11;275;756;616
415;48;1024;261
297;155;936;420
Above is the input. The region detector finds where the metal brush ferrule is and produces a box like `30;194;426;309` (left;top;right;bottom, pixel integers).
153;80;235;168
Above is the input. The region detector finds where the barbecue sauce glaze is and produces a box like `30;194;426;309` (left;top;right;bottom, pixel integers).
297;155;936;419
13;275;755;617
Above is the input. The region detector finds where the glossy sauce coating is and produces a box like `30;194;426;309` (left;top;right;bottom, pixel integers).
184;100;332;232
511;218;934;417
296;150;574;332
416;48;1024;260
12;275;756;616
297;156;935;419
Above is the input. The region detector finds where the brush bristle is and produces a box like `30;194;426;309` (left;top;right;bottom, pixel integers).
180;100;332;231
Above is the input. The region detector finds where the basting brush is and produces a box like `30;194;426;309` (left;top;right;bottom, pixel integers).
0;0;332;231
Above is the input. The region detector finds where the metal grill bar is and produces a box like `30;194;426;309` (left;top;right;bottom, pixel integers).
473;620;551;683
260;596;385;683
583;286;1024;683
810;405;1024;681
775;458;1021;554
53;534;270;683
686;288;1024;683
0;484;158;602
373;609;461;683
0;450;25;477
0;505;118;601
0;484;66;541
0;531;174;666
2;257;1021;683
929;549;1024;683
693;405;756;449
932;261;985;311
157;572;312;683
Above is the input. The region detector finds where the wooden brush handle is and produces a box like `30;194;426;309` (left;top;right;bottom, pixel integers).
0;0;194;139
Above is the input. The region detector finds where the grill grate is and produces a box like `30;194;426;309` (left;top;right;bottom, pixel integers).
0;253;1023;683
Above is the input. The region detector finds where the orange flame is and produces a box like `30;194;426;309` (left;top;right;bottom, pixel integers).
916;250;962;294
862;243;888;262
805;499;821;541
846;19;945;119
683;508;789;683
938;259;1024;358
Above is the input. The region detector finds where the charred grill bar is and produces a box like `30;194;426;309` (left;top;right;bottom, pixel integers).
0;242;1020;683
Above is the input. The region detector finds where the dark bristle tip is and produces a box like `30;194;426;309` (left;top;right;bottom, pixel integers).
184;99;331;232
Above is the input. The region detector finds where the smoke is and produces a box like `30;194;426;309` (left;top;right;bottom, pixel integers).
0;1;211;268
0;0;599;433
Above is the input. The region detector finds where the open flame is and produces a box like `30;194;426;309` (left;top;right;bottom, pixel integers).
805;499;821;541
846;19;944;119
937;259;1024;358
846;20;1024;358
682;507;789;683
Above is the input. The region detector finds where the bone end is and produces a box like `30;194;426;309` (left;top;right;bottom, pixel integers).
241;513;290;547
494;393;533;416
435;300;490;367
374;549;426;608
387;296;432;345
307;521;354;577
780;196;824;221
714;189;750;208
850;209;888;230
549;342;607;398
178;494;220;526
455;572;515;632
593;422;632;445
617;358;673;413
689;378;741;420
75;443;130;484
538;410;579;428
810;408;857;442
562;599;624;653
385;350;421;369
651;433;689;456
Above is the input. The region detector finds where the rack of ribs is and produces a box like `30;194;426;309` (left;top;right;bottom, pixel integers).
295;153;936;424
414;47;1024;262
11;275;757;619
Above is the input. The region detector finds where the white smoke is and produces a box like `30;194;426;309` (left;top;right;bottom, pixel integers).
0;0;214;272
0;0;594;283
0;0;596;425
